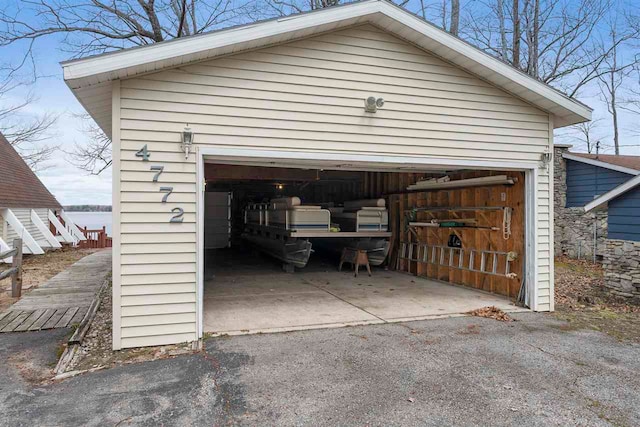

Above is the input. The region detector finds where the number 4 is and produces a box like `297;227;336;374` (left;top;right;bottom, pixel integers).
136;144;150;161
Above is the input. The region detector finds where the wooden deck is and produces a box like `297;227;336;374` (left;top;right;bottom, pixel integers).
0;250;111;333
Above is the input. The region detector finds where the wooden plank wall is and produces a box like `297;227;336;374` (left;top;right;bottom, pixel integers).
361;170;525;298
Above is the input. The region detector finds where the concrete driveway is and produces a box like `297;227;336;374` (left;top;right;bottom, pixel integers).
1;313;639;426
204;269;523;335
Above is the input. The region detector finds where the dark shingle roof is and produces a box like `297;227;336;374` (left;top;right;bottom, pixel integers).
570;153;640;172
0;133;62;209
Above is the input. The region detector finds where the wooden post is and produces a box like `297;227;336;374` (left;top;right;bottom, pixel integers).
11;238;22;298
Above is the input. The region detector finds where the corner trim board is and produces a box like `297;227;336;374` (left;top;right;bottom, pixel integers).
112;80;123;350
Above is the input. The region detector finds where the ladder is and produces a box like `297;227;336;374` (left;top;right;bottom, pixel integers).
397;242;518;279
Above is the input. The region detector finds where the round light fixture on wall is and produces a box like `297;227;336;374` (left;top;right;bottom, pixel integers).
364;96;385;113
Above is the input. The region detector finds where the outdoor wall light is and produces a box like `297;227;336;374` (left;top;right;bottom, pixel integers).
540;150;552;169
181;125;194;159
365;96;385;113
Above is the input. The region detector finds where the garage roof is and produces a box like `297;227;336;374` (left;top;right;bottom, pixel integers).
62;0;592;137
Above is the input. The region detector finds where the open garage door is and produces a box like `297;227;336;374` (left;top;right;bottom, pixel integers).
196;148;538;338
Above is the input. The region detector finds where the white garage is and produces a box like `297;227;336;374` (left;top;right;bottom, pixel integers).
62;0;591;349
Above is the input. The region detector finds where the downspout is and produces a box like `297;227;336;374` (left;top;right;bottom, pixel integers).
593;217;597;263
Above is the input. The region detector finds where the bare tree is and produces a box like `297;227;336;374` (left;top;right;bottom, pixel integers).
0;1;254;57
597;27;629;154
449;0;460;36
0;0;255;173
67;114;112;175
620;72;640;116
462;0;639;97
513;0;521;68
0;50;57;169
568;119;605;153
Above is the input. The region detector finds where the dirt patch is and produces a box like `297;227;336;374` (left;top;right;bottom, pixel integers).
0;247;102;311
66;280;196;373
554;257;640;342
8;350;57;385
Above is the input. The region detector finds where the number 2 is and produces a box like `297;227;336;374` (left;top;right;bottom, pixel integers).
170;207;184;223
160;186;173;203
150;165;164;182
136;144;150;161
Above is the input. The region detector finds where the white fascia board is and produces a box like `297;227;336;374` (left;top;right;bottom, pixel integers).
563;153;640;176
31;209;62;249
584;174;640;212
62;1;379;84
1;208;45;255
62;0;590;127
376;4;591;126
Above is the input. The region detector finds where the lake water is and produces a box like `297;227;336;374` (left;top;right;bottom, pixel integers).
66;212;112;236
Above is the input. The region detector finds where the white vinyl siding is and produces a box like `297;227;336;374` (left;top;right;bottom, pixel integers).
114;24;553;348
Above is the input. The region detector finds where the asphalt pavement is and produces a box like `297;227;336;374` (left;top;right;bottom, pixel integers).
1;313;638;426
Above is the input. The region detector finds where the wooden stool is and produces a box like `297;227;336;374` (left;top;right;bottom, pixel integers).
339;248;371;277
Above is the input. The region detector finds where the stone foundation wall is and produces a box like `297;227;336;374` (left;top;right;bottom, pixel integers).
602;239;640;300
553;145;608;259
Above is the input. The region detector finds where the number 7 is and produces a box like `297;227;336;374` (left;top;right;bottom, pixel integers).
150;165;164;182
160;186;173;203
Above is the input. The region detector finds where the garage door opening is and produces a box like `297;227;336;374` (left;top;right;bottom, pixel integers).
200;159;530;336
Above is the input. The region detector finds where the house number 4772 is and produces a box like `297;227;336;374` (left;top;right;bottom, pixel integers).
136;145;183;223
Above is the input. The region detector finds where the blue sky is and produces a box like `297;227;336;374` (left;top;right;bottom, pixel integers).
1;0;638;205
4;32;112;206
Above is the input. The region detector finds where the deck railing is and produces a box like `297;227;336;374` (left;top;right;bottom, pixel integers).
0;238;23;297
78;226;112;249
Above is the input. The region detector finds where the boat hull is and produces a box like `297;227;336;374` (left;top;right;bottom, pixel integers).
242;232;312;268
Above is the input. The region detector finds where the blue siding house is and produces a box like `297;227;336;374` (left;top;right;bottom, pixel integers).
563;152;640;242
608;189;640;241
565;160;631;207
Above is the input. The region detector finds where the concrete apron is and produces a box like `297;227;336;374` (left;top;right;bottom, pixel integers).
203;270;528;337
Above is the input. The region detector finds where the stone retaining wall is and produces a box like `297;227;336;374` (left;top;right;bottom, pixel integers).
602;239;640;300
553;145;607;259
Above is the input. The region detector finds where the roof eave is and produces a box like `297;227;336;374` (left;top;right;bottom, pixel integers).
584;174;640;212
563;153;640;176
63;0;591;134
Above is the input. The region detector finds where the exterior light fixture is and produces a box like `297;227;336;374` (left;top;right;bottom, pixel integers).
277;184;284;190
181;125;194;159
540;150;552;169
364;96;385;113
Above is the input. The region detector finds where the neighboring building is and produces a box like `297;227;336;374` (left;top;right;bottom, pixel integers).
554;144;640;300
0;133;84;260
554;145;640;259
63;0;591;349
584;167;640;301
